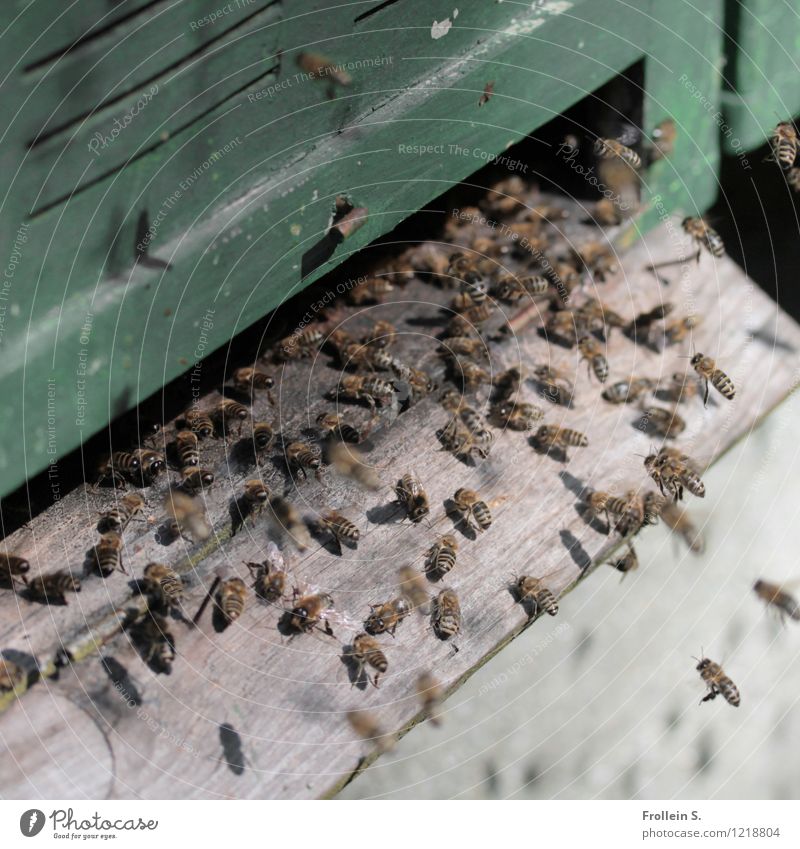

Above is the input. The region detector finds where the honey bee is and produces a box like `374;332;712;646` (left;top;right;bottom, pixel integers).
535;425;588;458
232;366;274;396
26;570;81;604
328;374;394;407
322;509;360;549
276;328;325;361
92;531;125;576
175;430;199;468
286;441;322;480
644;448;705;501
349;633;388;687
662;372;701;404
395;473;430;523
753;579;800;622
691;353;736;405
696;656;740;707
163;489;211;541
97;493;145;533
457;407;494;458
438;335;487;362
493;275;549;301
682;217;724;259
515;575;558;616
787;166;800;192
452;488;492;532
361;320;397;349
326;441;380;490
432;588;461;642
532;364;574;405
587;490;643;536
660;502;704;553
347;709;396;753
438;418;474;462
143;562;183;608
210;398;249;436
347;277;394;305
252;421;275;451
132;612;175;674
247;558;288;604
0;657;26;692
642;491;666;526
577;335;609;383
459;301;494;327
135;448;167;484
639;406;686;439
770;121;798;170
576;299;626;338
242;479;270;518
545;309;580;345
0;553;30;588
288;590;334;634
364;597;411;636
650;118;677;161
449;358;491;391
492;398;543;430
426;535;459;579
96;451;142;488
492;366;525;401
216;577;248;625
179;408;214;439
181;466;215;494
416;672;444;725
664;314;701;346
447;253;484;286
572;241;618;282
593;137;641;169
267;495;311;551
316;412;361;444
397;566;431;612
608;544;639;575
602;377;654;404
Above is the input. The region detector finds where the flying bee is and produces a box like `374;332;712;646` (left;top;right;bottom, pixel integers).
395;473;430;523
408;368;437;404
0;657;25;692
96;451;141;488
690;353;735;405
438;335;488;361
753;579;800;622
348;633;388;687
644;448;705;501
242;479;270;520
639;406;686;439
416;672;443;726
452;487;493;532
252;421;275;451
322;509;360;550
650;118;677;161
660;502;704;553
247;559;288;604
316;412;361;444
609;544;639;576
232;366;274;398
163;489;211;541
347;709;396;754
364;597;411;636
0;553;30;588
535;425;588;458
328;374;394;407
217;577;248;624
275;328;324;360
770;121;798;170
132;612;175;674
515;575;558;616
432;587;461;642
642;491;666;526
696;656;740;707
398;566;431;612
347;276;394;305
175;430;199;468
92;531;125;576
143;562;183;608
602;377;654;404
179;408;214;439
326;441;380;490
594;137;641;169
426;534;459;579
288;590;334;635
267;495;311;551
533;364;574;405
26;570;81;604
682;217;724;259
286;441;322;480
97;493;145;533
664;314;701;346
492;398;544;430
180;466;215;494
210;398;249;436
578;335;609;383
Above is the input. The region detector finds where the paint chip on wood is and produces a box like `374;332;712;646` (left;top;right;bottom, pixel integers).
431;10;458;39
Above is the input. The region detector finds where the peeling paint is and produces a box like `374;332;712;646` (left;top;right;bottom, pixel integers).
431;18;452;40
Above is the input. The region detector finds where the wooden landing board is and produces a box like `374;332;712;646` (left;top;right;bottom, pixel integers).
1;217;798;800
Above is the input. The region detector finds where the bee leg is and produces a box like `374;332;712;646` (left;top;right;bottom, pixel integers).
702;379;709;408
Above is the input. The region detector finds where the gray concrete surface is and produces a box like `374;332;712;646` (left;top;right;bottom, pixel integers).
342;392;800;799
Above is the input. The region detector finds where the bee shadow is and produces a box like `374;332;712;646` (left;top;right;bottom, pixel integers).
219;723;247;776
559;529;593;574
558;470;589;499
537;327;575;351
1;648;40;687
229;495;256;537
443;499;477;541
154;522;181;546
101;655;143;707
211;603;232;634
365;501;405;525
573;501;610;535
309;522;344;556
621;325;660;353
340;649;368;691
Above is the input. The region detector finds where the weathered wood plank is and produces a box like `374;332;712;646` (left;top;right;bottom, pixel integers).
1;208;798;799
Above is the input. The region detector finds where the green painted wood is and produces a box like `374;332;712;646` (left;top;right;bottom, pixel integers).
721;0;800;153
0;0;725;500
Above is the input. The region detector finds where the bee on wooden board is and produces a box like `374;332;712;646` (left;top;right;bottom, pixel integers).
364;597;411;636
286;441;322;480
231;366;274;397
143;562;183;608
97;492;145;534
770;120;798;170
572;241;618;282
492;398;543;430
449;358;491;391
247;559;288;605
532;364;574;406
578;335;609;383
163;489;211;541
96;451;142;488
328;374;394;408
426;535;459;580
575;298;626;337
267;495;311;551
493;366;525;401
545;310;580;346
316;412;361;444
216;577;248;625
682;217;724;260
458;407;494;458
439;418;475;463
26;571;81;604
602;377;654;405
132;613;175;674
447;252;484;285
180;466;215;494
695;655;740;707
326;441;380;491
515;575;559;617
252;421;275;451
753;579;800;622
0;553;30;588
348;633;388;688
662;372;701;404
0;657;26;692
210;398;249;436
178;408;214;439
346;277;394;306
690;353;735;406
534;425;588;458
416;672;444;726
395;473;430;523
322;509;360;550
639;406;686;439
347;709;396;754
452;488;493;533
276;328;325;361
175;430;199;468
432;587;461;643
438;335;488;361
288;590;335;635
361;319;397;349
242;479;270;517
92;531;125;577
397;566;431;612
594;137;641;169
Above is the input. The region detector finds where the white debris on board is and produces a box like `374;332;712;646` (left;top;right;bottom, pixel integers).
431;10;458;39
